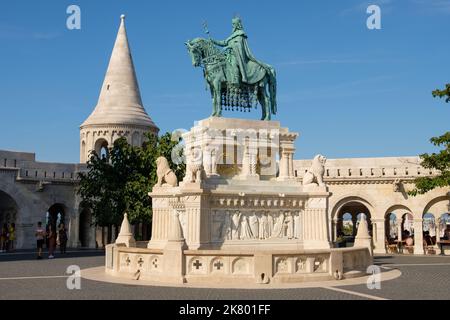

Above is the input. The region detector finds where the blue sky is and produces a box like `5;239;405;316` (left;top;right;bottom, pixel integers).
1;0;450;163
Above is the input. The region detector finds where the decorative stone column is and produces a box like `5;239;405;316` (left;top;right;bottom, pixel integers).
278;132;298;181
332;218;339;242
372;218;386;254
302;196;330;249
239;138;259;180
148;196;167;249
413;218;424;255
183;193;210;250
352;214;358;237
397;223;403;242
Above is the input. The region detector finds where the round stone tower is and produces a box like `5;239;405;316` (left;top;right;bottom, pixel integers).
80;15;159;163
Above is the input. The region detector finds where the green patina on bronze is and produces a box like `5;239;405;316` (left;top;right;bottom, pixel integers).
186;17;277;121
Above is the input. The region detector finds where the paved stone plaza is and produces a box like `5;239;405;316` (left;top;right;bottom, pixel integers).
0;251;449;300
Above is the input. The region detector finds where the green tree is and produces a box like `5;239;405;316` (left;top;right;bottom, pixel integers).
410;84;450;195
77;132;185;230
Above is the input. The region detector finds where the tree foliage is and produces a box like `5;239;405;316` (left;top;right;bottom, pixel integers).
77;132;185;226
410;84;450;195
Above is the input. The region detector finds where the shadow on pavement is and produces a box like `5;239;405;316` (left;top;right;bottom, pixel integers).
0;249;105;262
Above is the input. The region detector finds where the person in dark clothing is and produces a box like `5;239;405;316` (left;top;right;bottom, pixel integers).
58;223;68;254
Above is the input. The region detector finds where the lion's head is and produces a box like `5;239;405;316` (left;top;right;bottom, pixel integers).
311;154;326;174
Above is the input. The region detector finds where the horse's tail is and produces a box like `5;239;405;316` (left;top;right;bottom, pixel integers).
268;68;277;115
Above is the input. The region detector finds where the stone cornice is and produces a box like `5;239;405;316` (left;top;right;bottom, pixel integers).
80;123;159;132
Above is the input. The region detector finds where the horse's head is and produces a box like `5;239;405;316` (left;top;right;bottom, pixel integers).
185;38;205;67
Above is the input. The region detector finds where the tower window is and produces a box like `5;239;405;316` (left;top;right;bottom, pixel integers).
107;84;110;90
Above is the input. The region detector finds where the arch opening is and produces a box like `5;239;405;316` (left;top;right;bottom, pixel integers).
335;201;372;247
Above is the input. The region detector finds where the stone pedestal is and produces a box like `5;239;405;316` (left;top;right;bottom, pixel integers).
148;118;330;251
106;117;371;285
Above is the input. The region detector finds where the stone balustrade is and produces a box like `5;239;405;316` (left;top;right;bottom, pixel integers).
0;150;85;183
294;156;437;181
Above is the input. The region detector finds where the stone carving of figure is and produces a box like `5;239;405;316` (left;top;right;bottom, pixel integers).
240;215;253;240
231;211;242;240
285;212;294;239
267;212;274;238
212;211;225;241
259;213;269;240
249;213;259;239
221;211;232;240
204;146;218;176
178;211;187;239
294;212;301;239
271;212;285;238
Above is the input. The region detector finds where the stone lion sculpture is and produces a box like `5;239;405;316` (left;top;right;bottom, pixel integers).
156;156;178;187
302;154;326;187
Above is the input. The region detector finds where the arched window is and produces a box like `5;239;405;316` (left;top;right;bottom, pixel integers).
94;139;109;160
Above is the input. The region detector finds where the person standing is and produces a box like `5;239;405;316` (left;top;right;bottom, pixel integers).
47;224;56;259
1;224;9;252
58;223;68;254
35;222;46;259
8;223;15;252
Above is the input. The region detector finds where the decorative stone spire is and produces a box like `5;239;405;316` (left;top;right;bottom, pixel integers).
79;15;159;163
81;15;157;129
354;214;373;255
115;213;136;247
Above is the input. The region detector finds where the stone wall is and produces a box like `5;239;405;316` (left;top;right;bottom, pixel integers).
295;157;450;255
0;150;95;249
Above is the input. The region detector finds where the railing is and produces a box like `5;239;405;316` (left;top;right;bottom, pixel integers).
294;157;438;180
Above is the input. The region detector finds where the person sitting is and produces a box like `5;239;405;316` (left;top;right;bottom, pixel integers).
424;231;433;246
404;236;414;254
444;226;450;241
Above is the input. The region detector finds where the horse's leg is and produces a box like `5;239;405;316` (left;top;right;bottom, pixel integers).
258;85;267;121
213;79;222;117
216;81;222;117
208;78;217;117
263;80;271;121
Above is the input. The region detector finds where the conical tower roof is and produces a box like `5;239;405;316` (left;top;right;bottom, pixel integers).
81;15;158;130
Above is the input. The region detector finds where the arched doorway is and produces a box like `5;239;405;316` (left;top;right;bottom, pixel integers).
79;206;93;248
423;196;450;244
423;213;437;245
0;190;17;226
335;201;372;247
385;212;398;240
46;204;66;233
401;212;414;238
384;205;413;241
0;190;18;251
438;213;450;240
